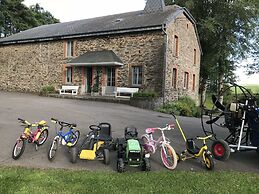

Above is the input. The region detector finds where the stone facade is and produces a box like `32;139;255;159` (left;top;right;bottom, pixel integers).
0;13;200;104
165;13;201;103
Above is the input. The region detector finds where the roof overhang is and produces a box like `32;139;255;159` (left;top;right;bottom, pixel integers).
66;50;124;67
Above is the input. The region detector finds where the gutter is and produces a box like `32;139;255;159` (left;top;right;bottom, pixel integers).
0;25;163;46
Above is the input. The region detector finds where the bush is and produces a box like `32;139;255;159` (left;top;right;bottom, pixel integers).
133;90;158;98
40;85;55;95
156;96;201;117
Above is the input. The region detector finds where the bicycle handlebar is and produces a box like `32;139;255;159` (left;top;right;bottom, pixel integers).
18;118;31;125
50;118;77;128
196;134;213;140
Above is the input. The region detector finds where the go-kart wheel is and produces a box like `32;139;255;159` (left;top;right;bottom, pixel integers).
142;158;151;171
103;149;110;165
117;158;125;173
204;153;214;170
113;138;119;151
211;139;230;161
70;147;78;163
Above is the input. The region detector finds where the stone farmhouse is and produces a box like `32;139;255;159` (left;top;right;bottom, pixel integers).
0;0;201;103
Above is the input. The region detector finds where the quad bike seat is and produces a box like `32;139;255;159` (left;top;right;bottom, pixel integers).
94;122;113;141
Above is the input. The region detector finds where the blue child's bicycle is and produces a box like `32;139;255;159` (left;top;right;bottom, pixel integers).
48;118;80;161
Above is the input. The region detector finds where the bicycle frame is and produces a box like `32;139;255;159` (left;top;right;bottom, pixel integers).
19;122;47;143
142;126;172;154
55;127;77;144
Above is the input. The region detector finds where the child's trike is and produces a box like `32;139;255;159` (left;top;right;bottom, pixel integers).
116;126;151;172
172;114;215;170
70;123;113;164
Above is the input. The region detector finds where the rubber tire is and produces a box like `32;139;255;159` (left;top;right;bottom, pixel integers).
204;154;214;170
211;139;230;161
113;138;119;151
70;130;80;147
70;147;78;163
141;136;150;152
48;139;58;161
103;149;110;165
12;139;26;160
37;129;48;146
117;158;125;173
160;144;177;170
142;158;151;171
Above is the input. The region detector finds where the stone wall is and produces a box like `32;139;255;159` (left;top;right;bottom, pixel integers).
0;32;165;95
164;13;201;104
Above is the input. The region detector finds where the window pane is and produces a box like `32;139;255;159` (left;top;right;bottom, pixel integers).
132;66;142;85
67;41;74;57
66;67;72;83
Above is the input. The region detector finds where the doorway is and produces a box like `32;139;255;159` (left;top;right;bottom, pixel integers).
85;67;92;93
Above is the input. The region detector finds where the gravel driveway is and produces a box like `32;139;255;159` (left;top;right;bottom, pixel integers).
0;91;258;172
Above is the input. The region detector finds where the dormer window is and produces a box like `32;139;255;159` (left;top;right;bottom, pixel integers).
67;41;74;58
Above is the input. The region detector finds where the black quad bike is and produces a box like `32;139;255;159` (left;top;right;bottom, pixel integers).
116;126;151;173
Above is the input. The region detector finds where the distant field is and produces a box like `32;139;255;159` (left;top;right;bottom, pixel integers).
233;84;259;94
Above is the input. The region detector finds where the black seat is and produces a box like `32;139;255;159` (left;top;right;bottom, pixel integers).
186;139;200;155
97;123;112;141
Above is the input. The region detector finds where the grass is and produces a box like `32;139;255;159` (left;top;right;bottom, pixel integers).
233;84;259;94
1;167;259;194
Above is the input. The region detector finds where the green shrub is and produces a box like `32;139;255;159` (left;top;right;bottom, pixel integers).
40;85;55;95
133;90;158;98
156;96;200;117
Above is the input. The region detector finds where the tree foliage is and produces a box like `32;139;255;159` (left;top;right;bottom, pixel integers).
0;0;59;37
165;0;259;91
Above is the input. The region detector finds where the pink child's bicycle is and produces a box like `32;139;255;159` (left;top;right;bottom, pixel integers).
141;124;177;170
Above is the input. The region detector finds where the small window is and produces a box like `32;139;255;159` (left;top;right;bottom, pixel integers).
192;74;195;91
66;67;72;83
194;49;197;65
172;68;177;89
174;35;179;57
184;72;189;89
132;66;142;86
67;41;74;57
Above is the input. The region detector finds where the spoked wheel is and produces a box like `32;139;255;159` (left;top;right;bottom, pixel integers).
68;130;80;147
160;144;177;170
12;139;26;160
48;139;58;161
204;153;214;170
211;139;230;161
117;158;125;173
37;129;48;146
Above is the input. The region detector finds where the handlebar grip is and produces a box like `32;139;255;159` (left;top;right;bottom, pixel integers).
51;118;58;123
18;118;24;121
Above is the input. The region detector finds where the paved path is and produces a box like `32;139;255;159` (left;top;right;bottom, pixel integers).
0;91;258;172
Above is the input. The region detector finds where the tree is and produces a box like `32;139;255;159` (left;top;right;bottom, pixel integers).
165;0;259;103
0;0;59;37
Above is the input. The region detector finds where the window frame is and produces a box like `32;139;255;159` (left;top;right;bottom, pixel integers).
183;72;189;90
174;35;179;57
66;41;74;58
172;68;177;89
132;66;143;86
66;67;73;84
194;49;197;65
107;67;116;86
192;74;195;91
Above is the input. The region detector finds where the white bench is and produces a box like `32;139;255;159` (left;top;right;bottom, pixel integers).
115;87;139;98
59;86;79;95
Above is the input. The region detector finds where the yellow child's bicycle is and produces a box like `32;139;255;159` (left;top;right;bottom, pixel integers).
172;114;214;170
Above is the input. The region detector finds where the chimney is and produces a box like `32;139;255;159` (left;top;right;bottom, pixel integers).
144;0;165;13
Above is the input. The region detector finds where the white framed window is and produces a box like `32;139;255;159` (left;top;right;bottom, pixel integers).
132;66;142;86
66;67;72;83
107;67;115;86
174;35;179;57
67;41;74;57
184;72;189;89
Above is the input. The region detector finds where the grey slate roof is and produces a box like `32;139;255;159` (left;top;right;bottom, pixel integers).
0;5;183;45
67;50;124;66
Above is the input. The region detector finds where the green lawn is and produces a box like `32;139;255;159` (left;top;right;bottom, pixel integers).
1;167;259;194
234;84;259;94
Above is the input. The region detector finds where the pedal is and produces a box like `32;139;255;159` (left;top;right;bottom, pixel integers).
230;148;236;153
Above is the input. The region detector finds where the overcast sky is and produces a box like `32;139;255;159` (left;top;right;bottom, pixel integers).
23;0;258;85
23;0;146;22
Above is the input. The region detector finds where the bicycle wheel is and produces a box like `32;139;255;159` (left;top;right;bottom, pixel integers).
204;153;214;170
12;139;26;160
37;129;48;146
160;144;177;170
48;139;58;161
69;130;80;147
